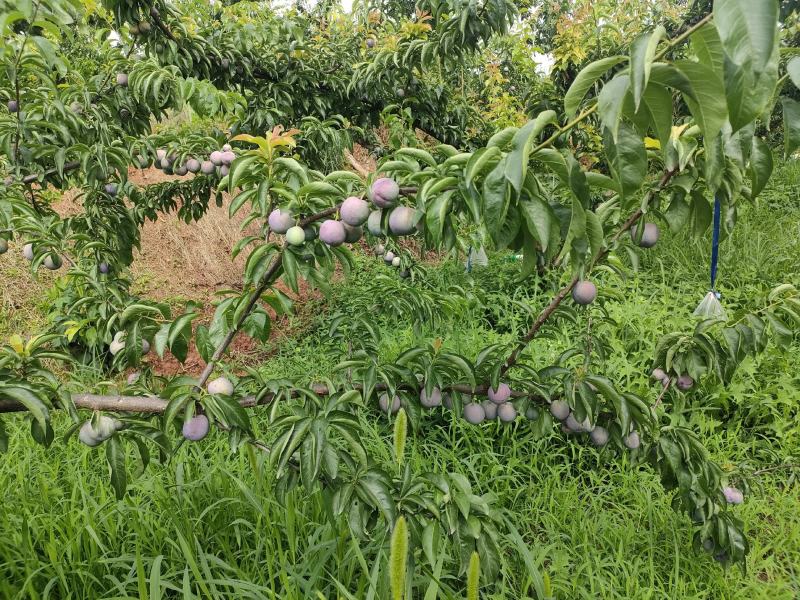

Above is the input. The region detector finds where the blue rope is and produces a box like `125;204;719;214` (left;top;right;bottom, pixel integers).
710;195;721;293
466;245;473;273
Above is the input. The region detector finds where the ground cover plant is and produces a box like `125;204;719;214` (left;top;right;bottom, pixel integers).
1;0;799;597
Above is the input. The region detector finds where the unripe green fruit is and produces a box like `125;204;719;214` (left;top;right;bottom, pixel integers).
497;402;517;423
44;254;62;270
78;421;102;446
0;239;8;254
487;383;511;404
463;402;485;424
383;251;395;264
420;387;442;408
174;165;188;176
391;256;401;267
208;376;234;396
22;243;34;261
221;58;231;69
139;20;151;33
285;226;306;246
378;393;401;414
572;280;597;305
370;178;399;208
624;431;640;449
632;223;659;248
210;150;224;166
549;400;569;421
481;400;497;419
399;269;410;279
341;196;370;226
186;158;201;173
367;210;384;236
116;73;128;86
183;414;210;441
676;374;694;390
702;538;715;552
268;208;294;234
589;426;609;446
525;406;539;420
319;220;346;246
442;394;452;409
374;243;385;255
388;206;416;235
200;160;215;174
304;226;317;241
130;23;140;35
8;100;19;113
343;223;363;243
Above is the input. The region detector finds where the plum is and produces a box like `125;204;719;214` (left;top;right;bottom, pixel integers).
340;196;370;226
186;158;201;173
623;431;641;449
208;376;234;396
391;256;401;267
8;99;19;113
200;160;215;174
572;280;597;305
343;223;363;243
116;73;129;87
487;383;511;404
388;206;416;236
676;374;694;390
43;254;62;270
104;183;118;196
589;426;609;446
0;239;7;254
210;150;224;166
285;226;306;246
268;208;294;234
497;403;517;423
420;387;442;408
632;223;660;248
319;220;346;246
525;406;539;420
549;400;570;421
463;402;485;424
378;393;401;414
367;210;384;236
183;414;210;441
481;400;498;419
370;178;399;208
22;243;34;261
722;486;743;505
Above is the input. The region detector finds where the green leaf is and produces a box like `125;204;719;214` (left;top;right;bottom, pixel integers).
0;385;49;429
598;74;630;140
691;23;725;73
227;154;260;192
106;436;127;500
787;57;800;90
467;551;480;600
782;97;800;157
504;111;557;192
393;408;407;466
465;146;501;192
604;124;647;201
714;0;778;74
749;137;773;199
519;196;557;252
564;55;627;118
630;26;666;110
673;60;727;142
482;158;510;239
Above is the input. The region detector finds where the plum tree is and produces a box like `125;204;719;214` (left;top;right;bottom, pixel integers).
340;196;370;226
572;281;597;305
0;0;792;583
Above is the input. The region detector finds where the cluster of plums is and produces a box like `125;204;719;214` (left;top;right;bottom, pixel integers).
651;367;694;390
571;223;660;306
146;144;236;177
128;19;153;36
268;177;417;249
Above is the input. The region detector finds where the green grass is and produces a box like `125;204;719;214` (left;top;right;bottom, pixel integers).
1;163;799;598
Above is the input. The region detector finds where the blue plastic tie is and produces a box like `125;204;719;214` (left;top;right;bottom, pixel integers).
710;195;721;294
